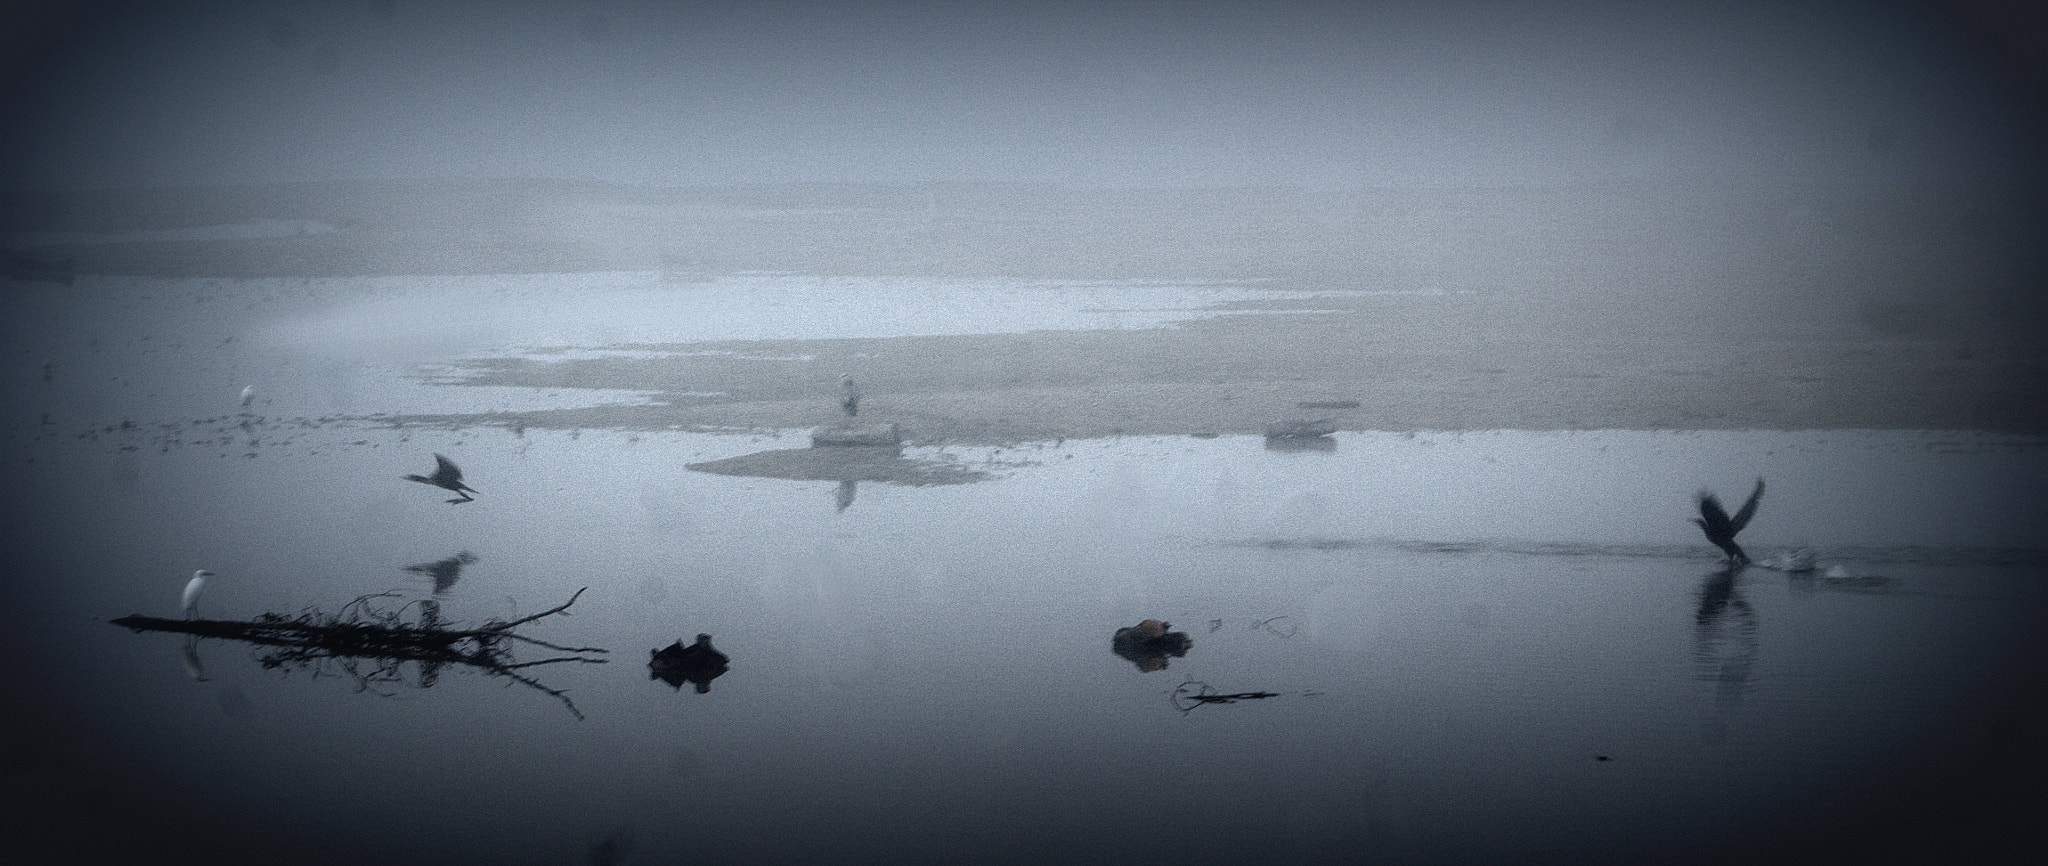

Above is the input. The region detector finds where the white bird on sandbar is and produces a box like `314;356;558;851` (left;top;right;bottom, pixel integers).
182;569;218;618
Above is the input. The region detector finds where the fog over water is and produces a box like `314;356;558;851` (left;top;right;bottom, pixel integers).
4;1;2043;188
1;3;2044;865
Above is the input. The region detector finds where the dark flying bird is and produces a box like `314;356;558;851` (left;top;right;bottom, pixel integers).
1694;478;1764;564
405;453;479;503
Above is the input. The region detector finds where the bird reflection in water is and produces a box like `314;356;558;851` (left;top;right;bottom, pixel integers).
403;551;479;595
179;634;208;682
649;634;730;693
1693;568;1759;708
1112;619;1193;672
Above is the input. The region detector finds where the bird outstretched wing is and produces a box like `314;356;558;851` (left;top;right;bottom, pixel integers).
433;453;462;482
1730;478;1764;533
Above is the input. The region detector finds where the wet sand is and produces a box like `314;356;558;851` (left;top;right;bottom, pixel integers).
411;300;2045;443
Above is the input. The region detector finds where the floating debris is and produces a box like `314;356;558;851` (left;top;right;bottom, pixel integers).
1171;680;1284;713
112;588;606;718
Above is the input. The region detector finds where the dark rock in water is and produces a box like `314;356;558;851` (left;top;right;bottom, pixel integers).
1112;619;1192;673
812;422;901;447
1265;418;1337;439
650;634;730;693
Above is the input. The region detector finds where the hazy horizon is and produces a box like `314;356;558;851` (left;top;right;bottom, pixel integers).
4;1;2044;191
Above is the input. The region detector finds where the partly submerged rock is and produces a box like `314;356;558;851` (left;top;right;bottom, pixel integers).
1112;619;1193;673
650;634;730;694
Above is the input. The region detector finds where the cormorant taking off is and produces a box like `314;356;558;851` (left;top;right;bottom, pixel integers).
405;453;479;503
1694;478;1764;564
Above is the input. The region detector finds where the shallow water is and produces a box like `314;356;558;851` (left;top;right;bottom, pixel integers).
5;423;2044;864
2;273;2043;863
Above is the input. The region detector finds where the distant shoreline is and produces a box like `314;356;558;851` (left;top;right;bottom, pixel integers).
6;179;2042;437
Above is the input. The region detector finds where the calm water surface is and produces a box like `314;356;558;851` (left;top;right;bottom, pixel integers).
5;426;2043;864
2;274;2042;864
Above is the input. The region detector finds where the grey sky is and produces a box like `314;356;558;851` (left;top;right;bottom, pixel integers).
3;0;2041;189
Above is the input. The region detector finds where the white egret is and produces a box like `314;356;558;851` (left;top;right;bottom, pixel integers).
239;385;255;408
182;569;217;618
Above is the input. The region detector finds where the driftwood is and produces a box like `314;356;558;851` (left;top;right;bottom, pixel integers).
111;588;608;719
1171;680;1285;713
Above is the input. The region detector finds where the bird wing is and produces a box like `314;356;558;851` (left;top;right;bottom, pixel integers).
1730;478;1764;533
1697;493;1732;534
433;453;463;482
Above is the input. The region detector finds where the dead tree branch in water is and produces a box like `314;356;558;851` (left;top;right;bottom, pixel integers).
1171;680;1286;714
111;587;607;719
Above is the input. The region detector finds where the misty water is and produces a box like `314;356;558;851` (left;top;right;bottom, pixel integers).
4;273;2044;864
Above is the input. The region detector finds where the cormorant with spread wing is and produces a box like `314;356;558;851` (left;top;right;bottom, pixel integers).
405;453;479;504
1694;478;1764;564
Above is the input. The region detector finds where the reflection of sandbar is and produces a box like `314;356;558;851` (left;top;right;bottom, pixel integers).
686;446;989;486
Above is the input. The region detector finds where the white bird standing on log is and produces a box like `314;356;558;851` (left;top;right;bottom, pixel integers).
182;569;217;618
840;374;860;418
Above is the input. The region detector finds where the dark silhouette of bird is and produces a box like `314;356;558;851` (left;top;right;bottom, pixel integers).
839;373;860;417
404;453;478;503
1694;478;1764;564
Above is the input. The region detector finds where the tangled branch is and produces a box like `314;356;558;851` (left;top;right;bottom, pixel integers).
111;588;607;719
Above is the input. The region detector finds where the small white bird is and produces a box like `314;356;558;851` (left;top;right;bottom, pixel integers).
182;569;217;618
239;385;255;408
